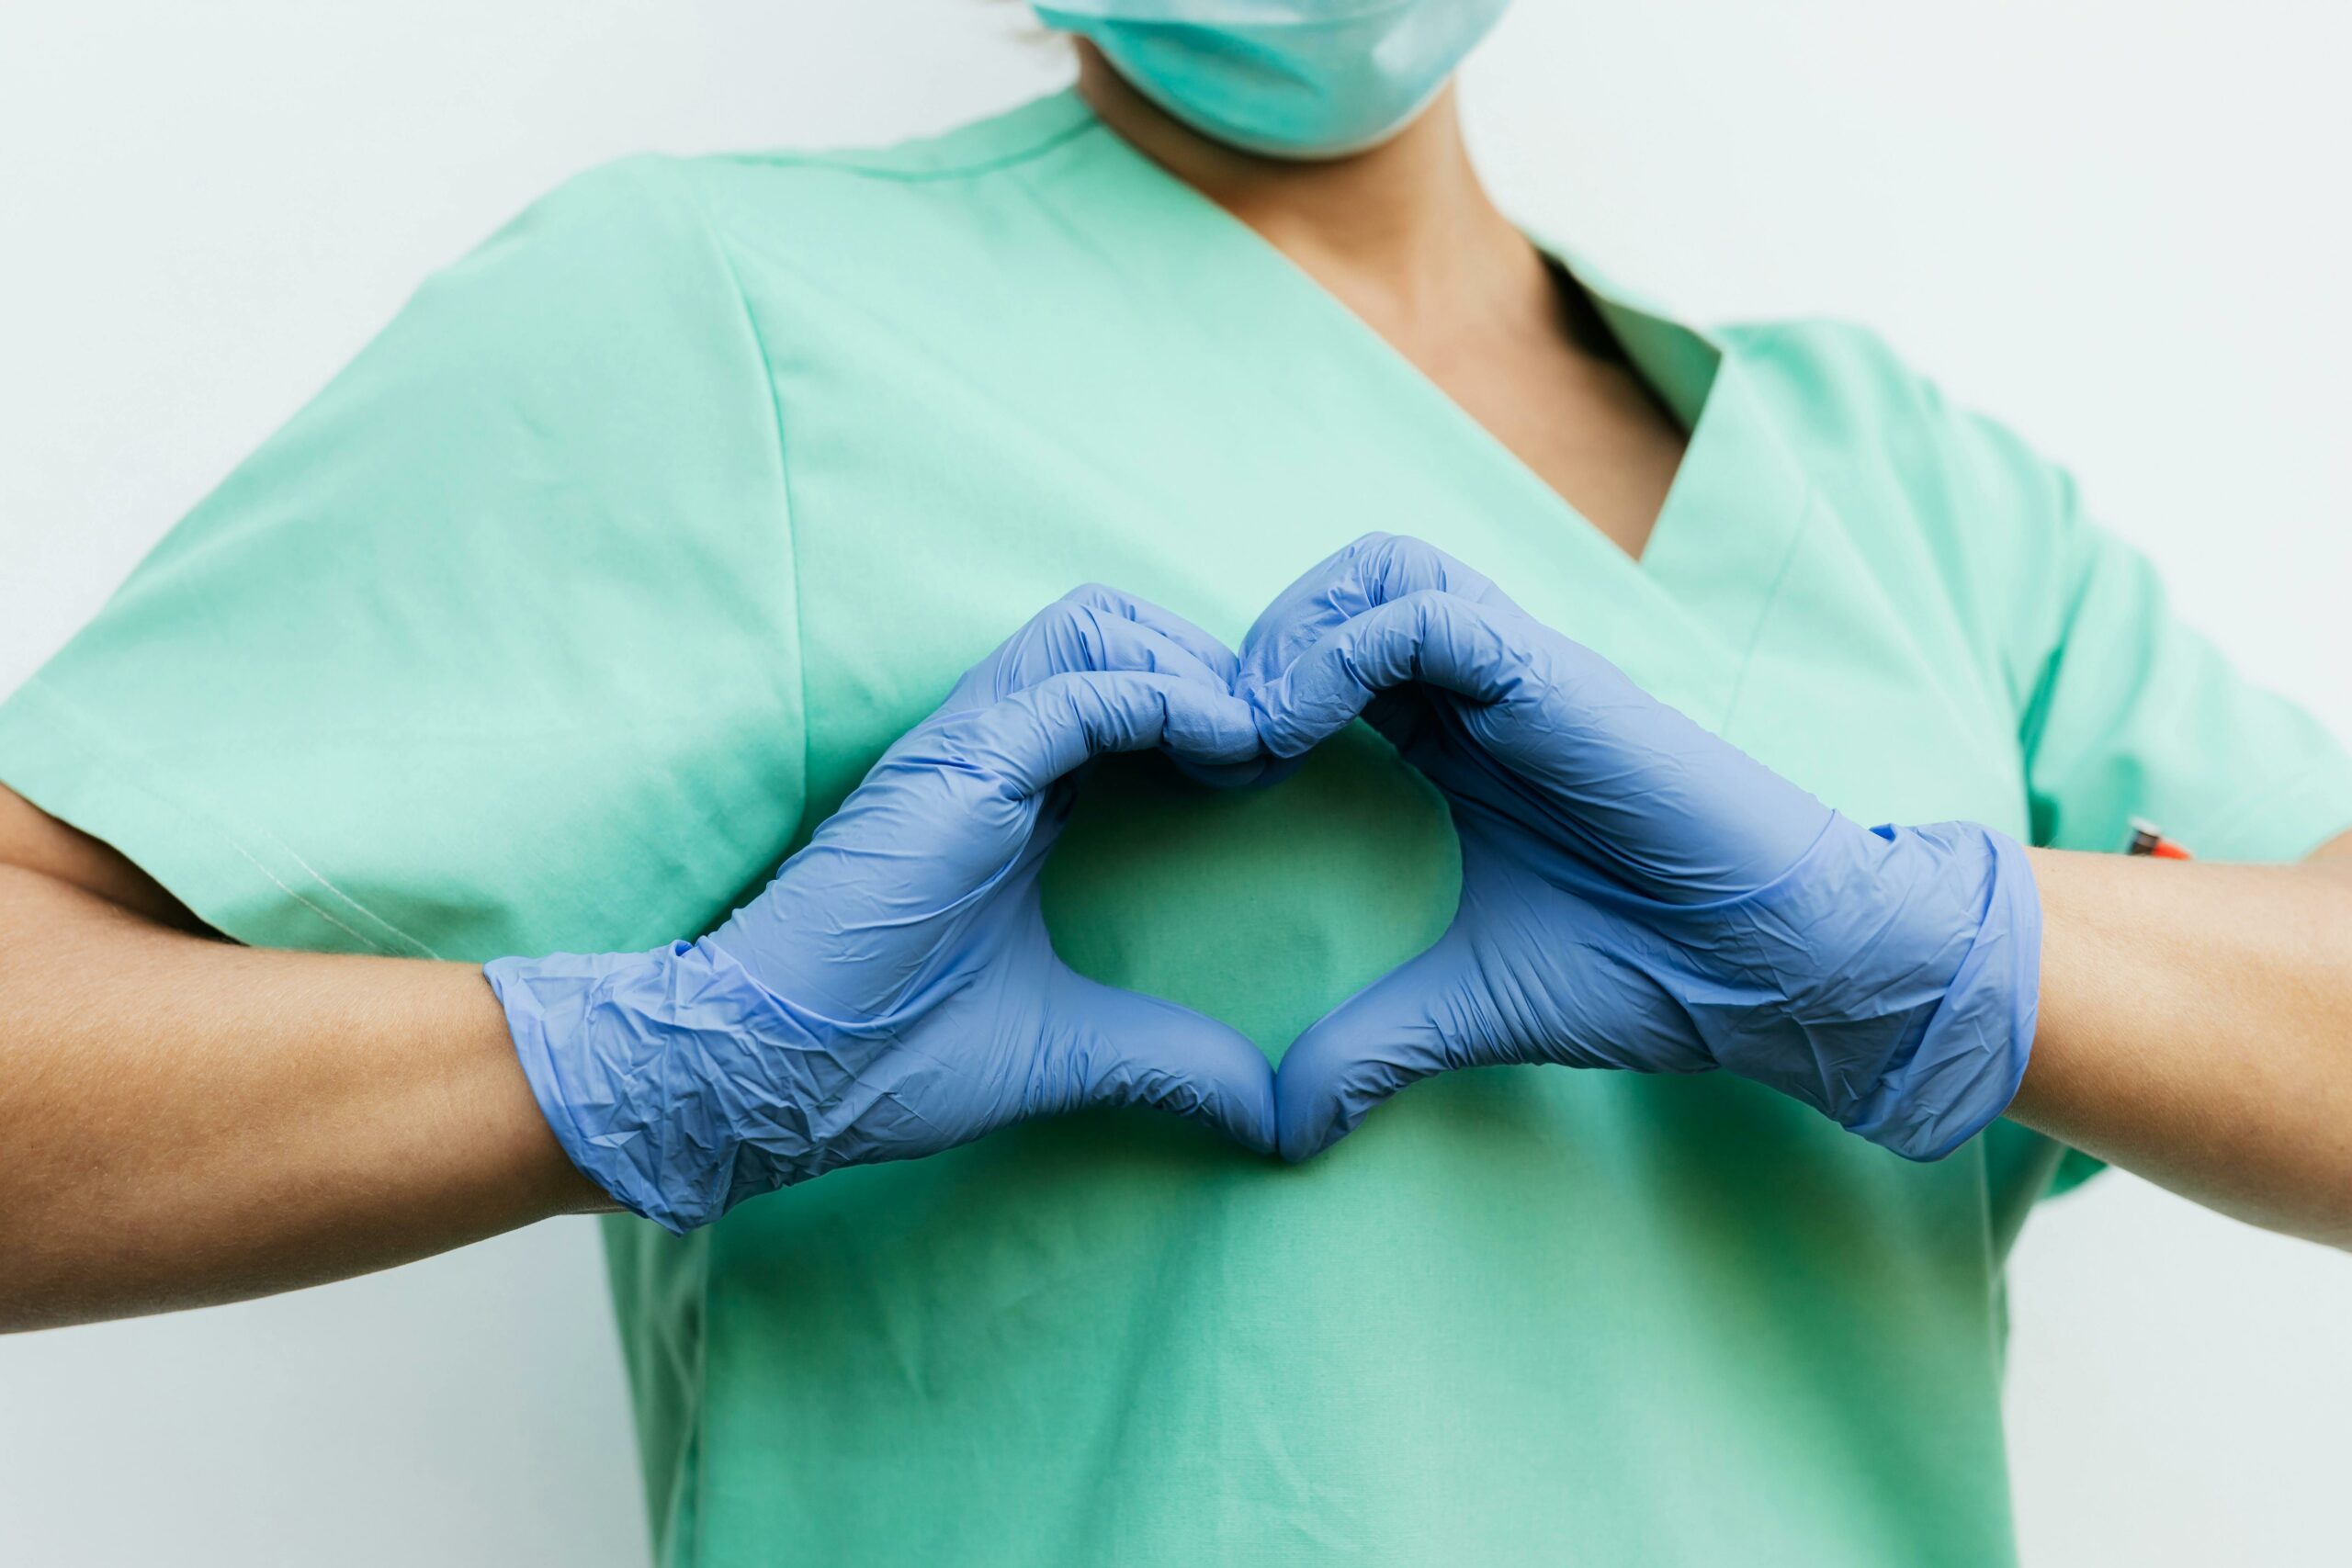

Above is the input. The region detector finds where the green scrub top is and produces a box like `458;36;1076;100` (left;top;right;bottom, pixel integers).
5;90;2348;1568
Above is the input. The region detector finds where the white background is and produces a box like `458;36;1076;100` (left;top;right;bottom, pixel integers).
3;2;2346;1562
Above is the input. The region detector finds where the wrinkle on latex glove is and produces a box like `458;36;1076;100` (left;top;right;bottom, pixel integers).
491;586;1277;1234
956;581;1271;790
1242;533;2040;1164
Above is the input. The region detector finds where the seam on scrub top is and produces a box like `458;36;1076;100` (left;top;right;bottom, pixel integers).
14;677;413;957
224;837;413;955
724;112;1104;186
199;746;450;956
1713;485;1823;728
666;159;811;862
258;839;446;959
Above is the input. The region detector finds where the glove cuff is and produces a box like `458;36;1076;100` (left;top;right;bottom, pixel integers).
487;940;825;1234
1838;823;2042;1161
1698;818;2041;1161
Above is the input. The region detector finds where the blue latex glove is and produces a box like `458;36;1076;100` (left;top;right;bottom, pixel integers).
489;586;1278;1233
1238;534;2041;1164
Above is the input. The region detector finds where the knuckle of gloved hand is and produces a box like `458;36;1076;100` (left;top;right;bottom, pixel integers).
1363;533;1448;601
1373;590;1449;671
1399;585;1453;622
1044;672;1134;757
1036;597;1110;673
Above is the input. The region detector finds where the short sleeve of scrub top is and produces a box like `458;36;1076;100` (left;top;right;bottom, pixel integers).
1804;344;2352;1197
0;156;803;963
6;91;2350;1568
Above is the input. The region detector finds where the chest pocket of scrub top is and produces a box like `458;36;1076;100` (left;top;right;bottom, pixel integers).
1040;725;1462;1066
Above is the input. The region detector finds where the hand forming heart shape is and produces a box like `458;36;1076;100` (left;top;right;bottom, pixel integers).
1224;532;2041;1164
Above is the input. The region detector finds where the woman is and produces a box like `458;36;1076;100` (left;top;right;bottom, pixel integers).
4;5;2348;1564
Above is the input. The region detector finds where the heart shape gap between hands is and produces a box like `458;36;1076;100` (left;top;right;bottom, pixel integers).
1098;531;2039;1166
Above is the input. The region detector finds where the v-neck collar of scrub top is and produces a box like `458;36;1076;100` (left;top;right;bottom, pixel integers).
974;87;1819;730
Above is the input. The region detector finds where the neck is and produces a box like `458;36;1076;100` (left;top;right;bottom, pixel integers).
1074;44;1545;340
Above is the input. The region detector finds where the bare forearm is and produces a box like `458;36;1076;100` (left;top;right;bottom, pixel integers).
2009;845;2352;1246
0;865;607;1331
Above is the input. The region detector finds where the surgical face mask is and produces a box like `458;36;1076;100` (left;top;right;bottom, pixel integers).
1033;0;1516;161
